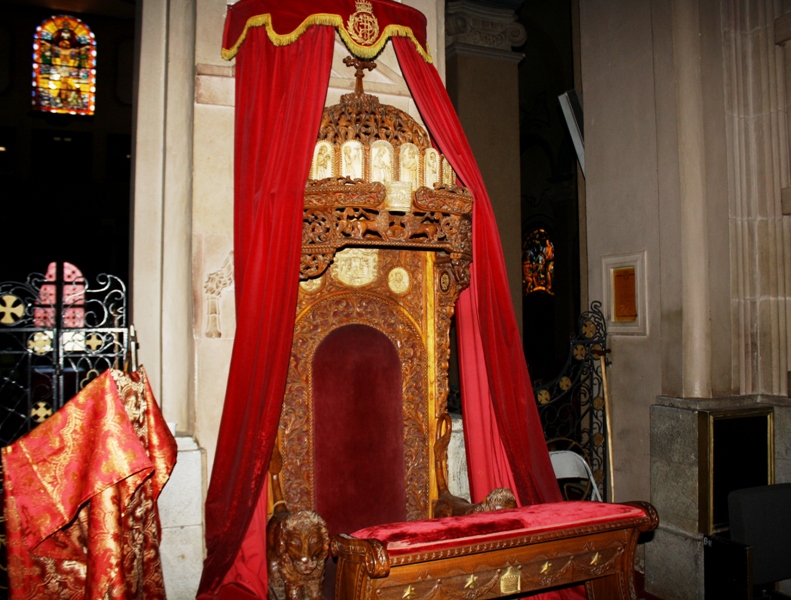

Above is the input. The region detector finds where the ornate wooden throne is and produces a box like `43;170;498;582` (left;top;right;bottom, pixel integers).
265;59;658;600
266;60;513;600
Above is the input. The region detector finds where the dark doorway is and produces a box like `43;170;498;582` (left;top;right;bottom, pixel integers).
516;1;581;384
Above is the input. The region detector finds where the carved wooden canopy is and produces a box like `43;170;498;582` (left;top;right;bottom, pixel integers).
274;69;475;527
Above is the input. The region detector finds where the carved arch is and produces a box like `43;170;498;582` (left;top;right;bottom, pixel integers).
280;292;429;522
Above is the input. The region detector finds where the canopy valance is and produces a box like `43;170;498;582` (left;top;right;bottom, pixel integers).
222;0;432;62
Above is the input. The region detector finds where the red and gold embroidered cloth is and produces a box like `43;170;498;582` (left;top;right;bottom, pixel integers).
2;367;177;599
222;0;431;61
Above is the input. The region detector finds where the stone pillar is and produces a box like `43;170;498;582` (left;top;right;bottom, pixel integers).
132;0;195;430
723;1;791;397
445;0;526;332
672;0;712;398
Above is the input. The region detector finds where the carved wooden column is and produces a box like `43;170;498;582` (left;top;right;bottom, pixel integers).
445;0;526;331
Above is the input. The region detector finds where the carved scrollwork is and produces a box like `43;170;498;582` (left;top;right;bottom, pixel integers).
304;177;385;208
450;254;472;291
621;501;659;532
300;252;335;280
300;180;473;281
330;534;391;579
281;293;429;521
318;94;431;150
413;186;474;215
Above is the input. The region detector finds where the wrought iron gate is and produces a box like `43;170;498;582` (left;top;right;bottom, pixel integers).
532;301;610;499
0;265;129;447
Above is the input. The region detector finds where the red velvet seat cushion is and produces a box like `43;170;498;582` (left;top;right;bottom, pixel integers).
351;501;647;556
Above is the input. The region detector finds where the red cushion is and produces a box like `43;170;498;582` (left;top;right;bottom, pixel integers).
314;324;407;536
351;502;647;556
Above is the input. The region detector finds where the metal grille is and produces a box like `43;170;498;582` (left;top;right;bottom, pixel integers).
0;266;128;447
533;301;610;499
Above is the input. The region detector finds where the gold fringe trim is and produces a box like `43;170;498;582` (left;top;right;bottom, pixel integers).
221;12;433;63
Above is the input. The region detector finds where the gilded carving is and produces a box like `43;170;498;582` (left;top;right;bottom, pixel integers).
332;248;379;288
282;293;430;521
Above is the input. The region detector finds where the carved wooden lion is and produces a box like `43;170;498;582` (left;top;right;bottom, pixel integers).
267;510;329;600
470;487;517;513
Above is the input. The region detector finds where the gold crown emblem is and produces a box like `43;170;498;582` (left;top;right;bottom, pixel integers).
355;0;373;13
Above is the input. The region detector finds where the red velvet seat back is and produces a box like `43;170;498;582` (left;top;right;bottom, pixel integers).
313;324;407;536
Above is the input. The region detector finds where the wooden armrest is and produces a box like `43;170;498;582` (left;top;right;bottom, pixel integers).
331;534;390;578
619;501;659;533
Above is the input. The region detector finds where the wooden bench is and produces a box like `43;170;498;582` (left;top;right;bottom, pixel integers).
331;501;658;600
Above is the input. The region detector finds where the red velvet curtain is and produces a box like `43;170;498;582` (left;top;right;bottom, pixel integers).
197;25;335;599
392;38;562;507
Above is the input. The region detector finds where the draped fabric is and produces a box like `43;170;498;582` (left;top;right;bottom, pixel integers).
2;367;176;599
197;24;335;599
392;38;562;507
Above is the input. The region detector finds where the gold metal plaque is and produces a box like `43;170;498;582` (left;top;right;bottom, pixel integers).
332;248;379;288
499;566;521;595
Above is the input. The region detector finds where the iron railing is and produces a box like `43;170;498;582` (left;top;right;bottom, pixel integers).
0;266;129;447
532;301;610;499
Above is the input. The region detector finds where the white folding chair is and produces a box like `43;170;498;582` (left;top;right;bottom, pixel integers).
549;450;603;501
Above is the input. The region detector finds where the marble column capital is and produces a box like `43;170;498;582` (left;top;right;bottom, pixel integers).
446;0;526;54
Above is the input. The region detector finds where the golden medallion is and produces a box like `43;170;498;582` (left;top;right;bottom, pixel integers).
347;0;380;46
332;248;379;288
388;267;410;295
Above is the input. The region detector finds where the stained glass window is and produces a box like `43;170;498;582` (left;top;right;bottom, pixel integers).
522;228;554;295
32;15;96;116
